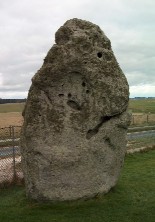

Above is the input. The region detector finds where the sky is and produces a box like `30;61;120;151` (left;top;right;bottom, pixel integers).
0;0;155;99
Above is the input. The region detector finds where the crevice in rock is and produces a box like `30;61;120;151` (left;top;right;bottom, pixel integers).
41;90;53;107
104;137;115;150
67;100;81;111
34;151;42;156
34;151;50;162
68;93;72;98
82;82;86;87
117;123;128;130
58;94;64;97
86;115;119;140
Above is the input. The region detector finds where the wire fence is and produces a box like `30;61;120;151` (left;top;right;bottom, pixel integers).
131;113;155;125
0;121;155;188
0;126;23;187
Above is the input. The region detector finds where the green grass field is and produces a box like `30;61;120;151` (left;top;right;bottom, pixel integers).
0;99;155;114
0;103;25;113
129;99;155;114
0;150;155;222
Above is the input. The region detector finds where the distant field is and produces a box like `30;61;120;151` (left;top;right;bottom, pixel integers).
129;99;155;114
1;99;155;114
0;99;155;128
0;103;25;113
0;103;24;128
0;99;155;114
0;112;23;128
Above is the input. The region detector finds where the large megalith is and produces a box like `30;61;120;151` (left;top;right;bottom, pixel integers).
21;18;131;201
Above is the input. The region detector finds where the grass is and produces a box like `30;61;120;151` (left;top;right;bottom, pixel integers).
128;136;155;149
0;99;155;114
128;125;155;133
0;140;20;148
0;113;23;128
0;103;23;128
0;150;155;222
0;125;21;140
129;98;155;114
0;100;155;128
0;103;25;113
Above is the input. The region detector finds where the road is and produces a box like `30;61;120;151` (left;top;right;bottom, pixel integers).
127;130;155;140
0;138;20;143
0;146;20;157
128;125;155;131
0;130;155;157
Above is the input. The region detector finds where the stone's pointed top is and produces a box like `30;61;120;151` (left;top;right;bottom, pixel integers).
21;19;131;202
63;18;102;30
55;18;111;49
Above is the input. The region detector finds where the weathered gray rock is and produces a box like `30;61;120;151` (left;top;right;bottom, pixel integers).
21;18;131;201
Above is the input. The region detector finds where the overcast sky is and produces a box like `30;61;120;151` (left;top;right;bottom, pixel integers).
0;0;155;98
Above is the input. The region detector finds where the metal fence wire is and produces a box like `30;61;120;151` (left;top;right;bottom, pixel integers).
0;126;23;187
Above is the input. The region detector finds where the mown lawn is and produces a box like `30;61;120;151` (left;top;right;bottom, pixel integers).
0;150;155;222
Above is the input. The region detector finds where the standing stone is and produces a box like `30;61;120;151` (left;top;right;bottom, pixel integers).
21;18;131;201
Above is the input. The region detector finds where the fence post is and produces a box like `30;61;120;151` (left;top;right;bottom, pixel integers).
132;115;134;125
12;126;16;182
9;125;12;140
147;113;150;124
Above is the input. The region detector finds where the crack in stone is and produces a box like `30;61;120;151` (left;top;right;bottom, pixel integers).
86;114;120;140
104;137;115;150
67;100;82;111
41;90;53;108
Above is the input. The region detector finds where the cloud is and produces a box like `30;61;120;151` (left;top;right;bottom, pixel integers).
126;71;155;86
130;85;155;98
0;73;3;86
0;0;155;98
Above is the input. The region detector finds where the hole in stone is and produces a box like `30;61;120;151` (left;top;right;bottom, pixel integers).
84;61;87;64
58;94;64;97
86;90;89;94
68;93;72;98
67;100;81;111
82;82;86;87
86;129;98;140
97;52;102;58
105;137;110;144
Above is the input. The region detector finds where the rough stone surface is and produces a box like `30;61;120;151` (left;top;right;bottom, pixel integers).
21;18;131;201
